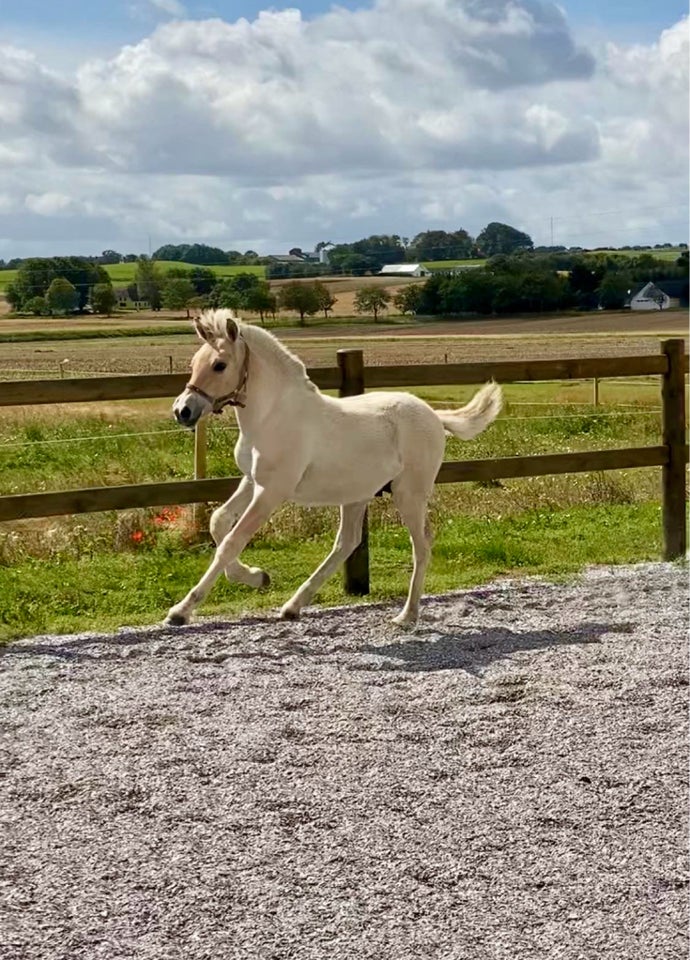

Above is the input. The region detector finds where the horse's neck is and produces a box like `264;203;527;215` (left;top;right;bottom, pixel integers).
237;326;316;433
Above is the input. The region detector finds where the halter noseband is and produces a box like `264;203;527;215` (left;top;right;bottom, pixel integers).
185;345;249;414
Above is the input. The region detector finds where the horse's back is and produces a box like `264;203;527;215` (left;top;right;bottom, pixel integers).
289;391;445;506
337;391;446;453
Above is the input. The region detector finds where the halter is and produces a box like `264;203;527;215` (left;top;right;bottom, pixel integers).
185;345;249;414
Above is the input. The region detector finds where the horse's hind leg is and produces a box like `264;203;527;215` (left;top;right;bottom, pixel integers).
279;501;368;620
210;477;269;589
390;476;433;628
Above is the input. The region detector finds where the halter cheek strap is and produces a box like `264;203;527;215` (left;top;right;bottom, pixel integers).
185;346;249;414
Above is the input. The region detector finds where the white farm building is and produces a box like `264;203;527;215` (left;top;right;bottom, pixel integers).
379;263;431;278
628;281;671;311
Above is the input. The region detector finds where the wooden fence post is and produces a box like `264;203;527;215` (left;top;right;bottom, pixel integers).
661;338;687;560
337;348;370;595
193;417;210;536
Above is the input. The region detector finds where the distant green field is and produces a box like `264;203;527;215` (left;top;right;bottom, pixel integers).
421;249;685;270
423;259;485;270
590;248;684;262
0;261;266;291
103;262;266;283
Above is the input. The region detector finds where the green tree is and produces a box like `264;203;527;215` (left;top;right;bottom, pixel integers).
210;279;243;310
24;296;48;316
476;222;533;257
597;271;633;310
208;272;261;309
135;257;163;310
188;267;218;296
353;285;391;321
393;285;423;315
408;229;473;262
569;258;607;310
8;258;61;310
152;243;227;265
244;282;277;324
328;235;406;274
187;295;208;315
312;280;337;318
46;278;78;315
5;282;23;310
99;249;122;264
91;283;117;316
278;282;321;325
161;277;196;315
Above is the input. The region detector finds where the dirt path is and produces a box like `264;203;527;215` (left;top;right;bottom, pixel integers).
2;563;687;959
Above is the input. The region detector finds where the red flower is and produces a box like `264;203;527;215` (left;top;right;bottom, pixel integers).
153;506;184;526
131;530;145;543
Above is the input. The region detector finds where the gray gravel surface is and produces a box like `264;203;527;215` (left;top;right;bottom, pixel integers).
2;563;688;960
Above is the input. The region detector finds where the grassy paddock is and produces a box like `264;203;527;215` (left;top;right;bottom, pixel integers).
0;373;672;639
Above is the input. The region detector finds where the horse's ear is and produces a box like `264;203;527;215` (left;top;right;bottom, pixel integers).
226;317;238;342
194;318;209;342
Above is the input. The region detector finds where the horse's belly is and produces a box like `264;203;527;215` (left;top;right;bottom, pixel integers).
292;457;399;506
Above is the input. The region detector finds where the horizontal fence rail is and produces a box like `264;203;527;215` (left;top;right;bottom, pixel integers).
0;447;676;524
0;341;686;586
0;355;673;408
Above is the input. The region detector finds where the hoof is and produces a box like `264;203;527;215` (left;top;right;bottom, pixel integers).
165;612;189;627
279;605;300;621
391;613;418;629
259;571;271;589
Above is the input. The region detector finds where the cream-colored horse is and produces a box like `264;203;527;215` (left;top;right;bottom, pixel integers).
167;310;502;628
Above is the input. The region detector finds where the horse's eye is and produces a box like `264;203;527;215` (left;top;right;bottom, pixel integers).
213;361;227;373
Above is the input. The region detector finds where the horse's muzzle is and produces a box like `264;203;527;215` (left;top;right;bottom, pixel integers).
175;404;198;428
172;390;208;429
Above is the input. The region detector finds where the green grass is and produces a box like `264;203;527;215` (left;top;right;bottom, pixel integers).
591;248;684;261
423;259;486;270
0;502;667;640
103;262;266;283
420;249;685;271
0;262;266;291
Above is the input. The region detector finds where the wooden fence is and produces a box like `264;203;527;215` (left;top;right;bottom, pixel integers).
0;339;686;595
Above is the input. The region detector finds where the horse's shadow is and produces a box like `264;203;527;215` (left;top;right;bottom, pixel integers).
357;620;635;675
1;613;635;675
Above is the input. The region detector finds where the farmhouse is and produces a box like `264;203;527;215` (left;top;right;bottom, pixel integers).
379;263;431;278
626;278;689;311
267;254;308;265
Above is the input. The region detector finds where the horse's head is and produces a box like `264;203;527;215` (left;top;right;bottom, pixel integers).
173;310;249;428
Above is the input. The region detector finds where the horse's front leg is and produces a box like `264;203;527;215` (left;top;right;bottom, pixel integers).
210;477;270;589
165;484;286;626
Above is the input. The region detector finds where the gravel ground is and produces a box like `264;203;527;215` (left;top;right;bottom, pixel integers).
2;563;688;960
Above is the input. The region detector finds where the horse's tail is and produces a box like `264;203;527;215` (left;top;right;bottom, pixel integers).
434;381;503;440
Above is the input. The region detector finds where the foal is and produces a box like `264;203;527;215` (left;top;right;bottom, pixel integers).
166;310;502;628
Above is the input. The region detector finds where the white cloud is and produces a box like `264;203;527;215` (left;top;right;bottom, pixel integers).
25;192;75;216
0;2;686;257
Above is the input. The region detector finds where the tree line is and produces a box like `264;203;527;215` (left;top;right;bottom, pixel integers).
417;250;689;315
4;248;687;321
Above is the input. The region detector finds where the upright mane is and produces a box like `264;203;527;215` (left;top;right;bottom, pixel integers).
197;309;313;386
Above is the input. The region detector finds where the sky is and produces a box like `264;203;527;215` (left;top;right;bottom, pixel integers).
1;0;688;259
